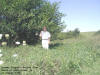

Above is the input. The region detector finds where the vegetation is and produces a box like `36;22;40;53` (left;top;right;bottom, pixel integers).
57;28;80;40
0;0;99;75
0;0;65;45
94;30;100;35
0;32;100;75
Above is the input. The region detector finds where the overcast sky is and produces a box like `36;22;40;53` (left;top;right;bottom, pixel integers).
48;0;100;32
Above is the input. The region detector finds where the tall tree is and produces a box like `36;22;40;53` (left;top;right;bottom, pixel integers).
0;0;65;45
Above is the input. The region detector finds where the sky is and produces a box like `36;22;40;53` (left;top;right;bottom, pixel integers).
48;0;100;32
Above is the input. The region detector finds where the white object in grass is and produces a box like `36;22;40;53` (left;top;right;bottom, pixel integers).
0;54;3;57
35;32;38;36
15;41;20;45
0;34;3;40
13;54;18;57
5;34;9;39
0;60;4;65
23;41;26;45
1;42;7;46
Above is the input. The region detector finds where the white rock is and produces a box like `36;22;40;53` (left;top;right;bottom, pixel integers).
0;60;4;65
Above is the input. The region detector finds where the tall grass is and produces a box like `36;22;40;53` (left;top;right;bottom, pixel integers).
0;32;100;75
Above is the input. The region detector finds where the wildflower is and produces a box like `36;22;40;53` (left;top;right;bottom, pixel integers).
0;60;4;65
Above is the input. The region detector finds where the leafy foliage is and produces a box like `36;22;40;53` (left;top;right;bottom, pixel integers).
0;0;65;45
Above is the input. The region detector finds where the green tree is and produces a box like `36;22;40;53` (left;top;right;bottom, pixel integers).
73;28;80;37
0;0;65;45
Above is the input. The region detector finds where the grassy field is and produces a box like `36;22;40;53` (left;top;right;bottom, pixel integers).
0;32;100;75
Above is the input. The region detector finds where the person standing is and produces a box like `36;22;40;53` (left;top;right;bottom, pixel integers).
39;26;51;49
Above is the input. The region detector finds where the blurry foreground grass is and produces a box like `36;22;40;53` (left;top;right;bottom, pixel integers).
0;32;100;75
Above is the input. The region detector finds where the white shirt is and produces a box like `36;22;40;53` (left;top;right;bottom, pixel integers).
40;31;51;40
